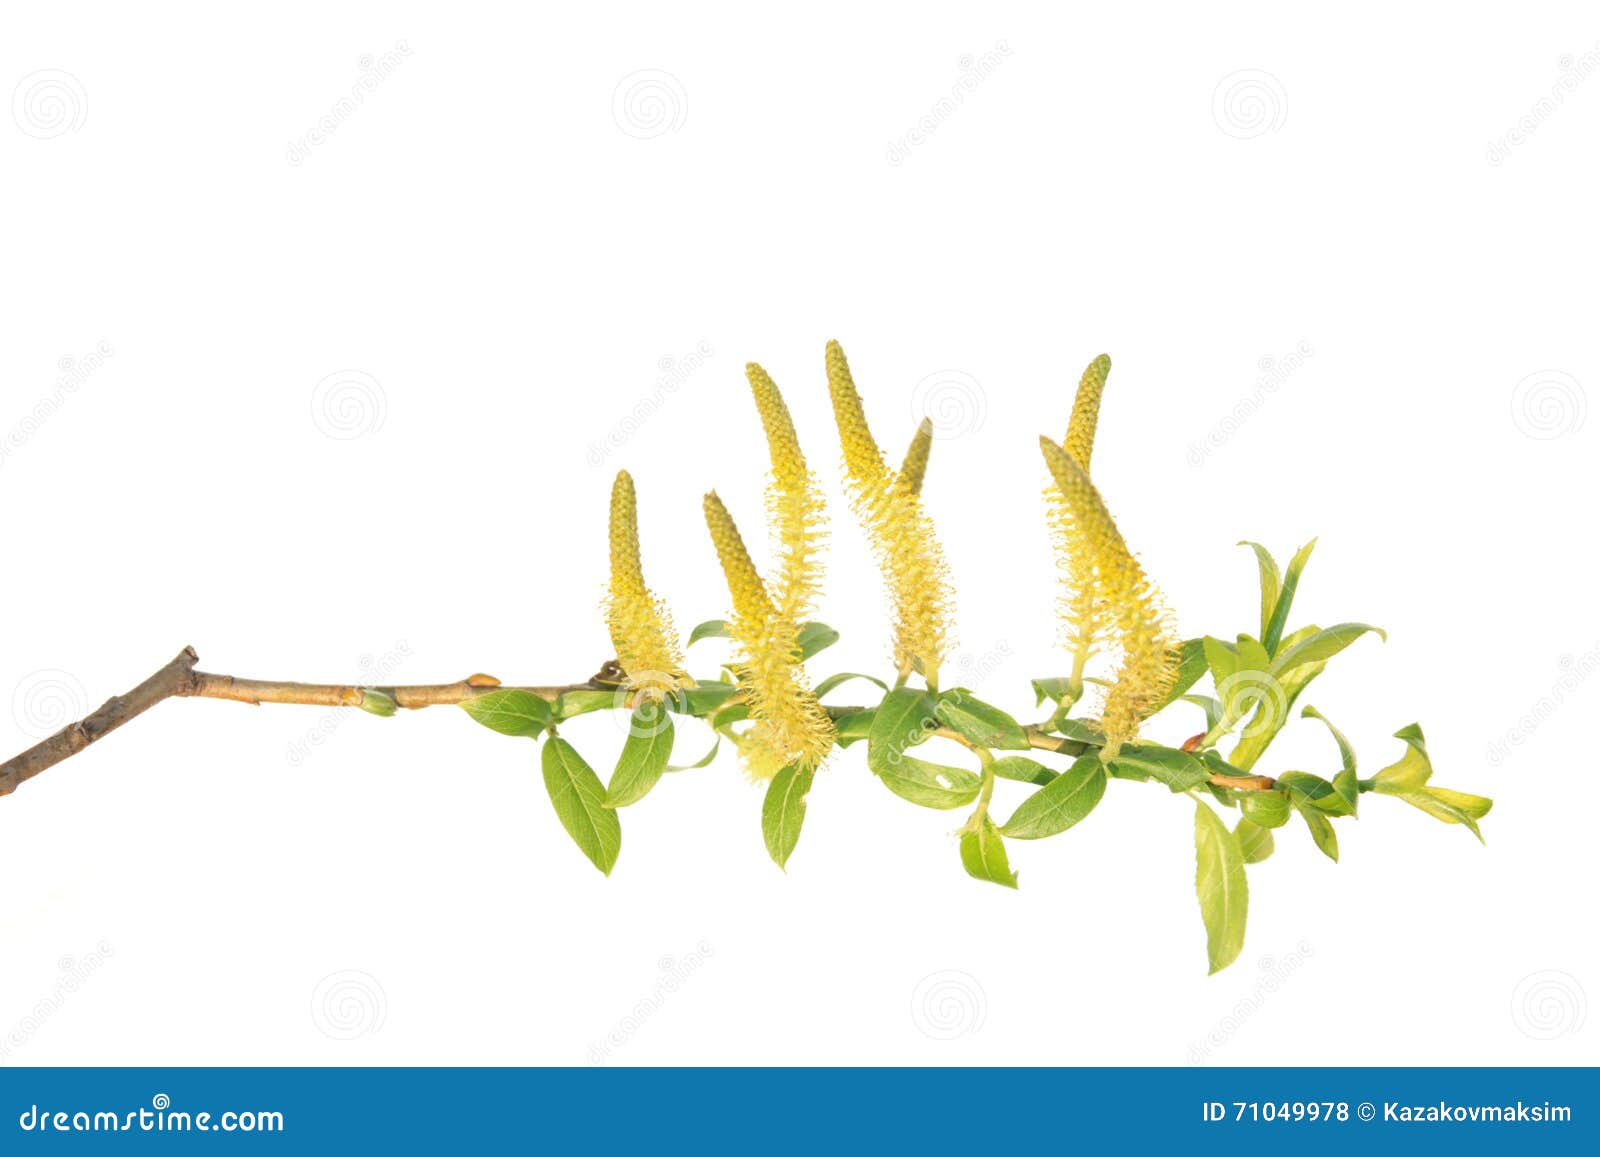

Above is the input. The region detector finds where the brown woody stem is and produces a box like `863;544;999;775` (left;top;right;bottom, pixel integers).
0;647;1275;798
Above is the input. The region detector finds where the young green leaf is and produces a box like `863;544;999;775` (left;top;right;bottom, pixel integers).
762;764;814;870
1261;538;1316;655
667;735;720;771
869;687;939;756
359;689;398;717
1303;705;1359;814
1278;771;1356;817
1000;754;1107;839
542;737;622;875
795;622;840;660
1154;638;1209;712
1202;635;1241;687
871;753;982;809
688;619;731;645
1238;790;1291;829
990;755;1057;786
1238;541;1282;642
960;816;1018;889
1366;724;1491;840
832;708;876;747
1271;623;1386;676
461;689;554;737
604;710;675;808
1031;676;1073;706
676;681;737;715
812;671;888;699
936;689;1031;751
1105;744;1211;791
1294;801;1339;862
1236;817;1275;864
1195;802;1249;974
554;689;616;720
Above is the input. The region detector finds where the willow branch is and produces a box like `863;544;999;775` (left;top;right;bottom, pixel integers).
0;647;1275;799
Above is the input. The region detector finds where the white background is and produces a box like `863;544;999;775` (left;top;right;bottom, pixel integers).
2;2;1595;1067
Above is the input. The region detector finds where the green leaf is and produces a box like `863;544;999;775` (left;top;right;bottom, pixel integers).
1195;803;1249;974
1271;623;1386;676
542;737;621;875
461;689;554;737
554;689;616;720
677;681;737;715
1294;800;1339;862
1202;635;1241;687
868;687;939;758
1262;538;1316;655
1238;790;1291;829
991;756;1057;786
1030;676;1073;706
1179;694;1224;731
762;764;814;869
936;689;1031;751
1000;754;1107;839
1302;705;1359;814
812;671;888;699
1236;634;1272;674
1277;770;1355;817
1236;818;1275;864
795;622;840;661
1106;744;1211;791
667;735;720;771
605;710;675;808
1367;724;1490;841
1239;541;1283;642
873;753;982;809
1156;639;1209;710
960;815;1018;889
833;709;875;747
1053;718;1106;746
688;620;730;645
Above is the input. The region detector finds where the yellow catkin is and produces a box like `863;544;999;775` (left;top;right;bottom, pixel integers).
825;340;953;685
745;362;826;623
1046;355;1114;673
703;492;835;779
899;418;934;496
1039;438;1177;759
605;471;688;695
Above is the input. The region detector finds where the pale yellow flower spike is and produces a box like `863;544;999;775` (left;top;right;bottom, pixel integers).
900;418;934;496
1039;438;1177;759
745;362;826;623
825;341;954;687
1047;355;1115;685
605;470;688;695
702;492;835;780
1063;354;1112;471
